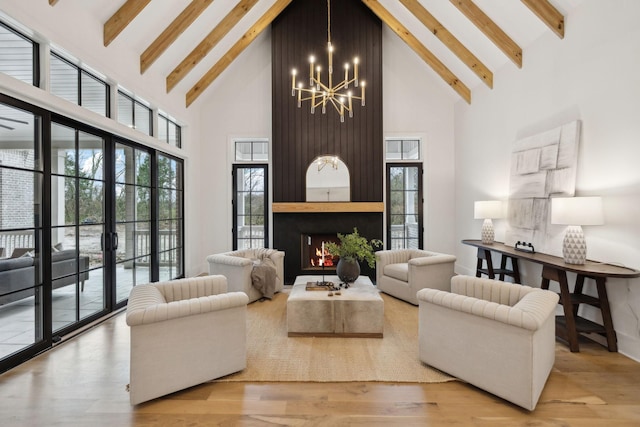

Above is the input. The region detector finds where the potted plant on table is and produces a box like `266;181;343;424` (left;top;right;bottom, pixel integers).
324;227;382;283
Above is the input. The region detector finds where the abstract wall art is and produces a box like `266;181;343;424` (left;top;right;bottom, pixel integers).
505;120;581;255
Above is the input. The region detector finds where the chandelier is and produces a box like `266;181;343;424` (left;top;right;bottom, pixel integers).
290;0;365;122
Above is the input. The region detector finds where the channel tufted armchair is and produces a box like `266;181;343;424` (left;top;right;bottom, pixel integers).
375;249;456;305
126;275;249;405
417;275;559;411
206;248;285;303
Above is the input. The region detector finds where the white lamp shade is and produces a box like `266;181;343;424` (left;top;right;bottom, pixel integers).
551;197;604;226
474;201;503;219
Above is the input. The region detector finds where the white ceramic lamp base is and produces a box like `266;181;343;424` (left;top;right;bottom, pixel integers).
562;225;587;264
481;219;495;244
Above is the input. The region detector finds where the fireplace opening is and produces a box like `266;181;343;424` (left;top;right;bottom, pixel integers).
301;233;340;271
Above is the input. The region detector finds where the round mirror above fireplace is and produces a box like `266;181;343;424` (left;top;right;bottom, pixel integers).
306;155;350;202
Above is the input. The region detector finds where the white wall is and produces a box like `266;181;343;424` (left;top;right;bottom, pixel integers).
454;1;640;360
383;27;458;254
190;30;273;275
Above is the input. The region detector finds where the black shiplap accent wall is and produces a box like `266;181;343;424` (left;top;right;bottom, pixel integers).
272;0;383;202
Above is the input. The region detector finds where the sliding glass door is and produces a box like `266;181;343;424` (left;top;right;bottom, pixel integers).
50;123;107;334
0;94;185;373
0;100;45;361
114;143;151;303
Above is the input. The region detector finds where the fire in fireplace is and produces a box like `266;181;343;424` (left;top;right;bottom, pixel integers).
301;233;340;270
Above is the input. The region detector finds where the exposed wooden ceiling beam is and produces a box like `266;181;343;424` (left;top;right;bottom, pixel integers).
521;0;564;39
186;0;292;107
104;0;151;47
450;0;522;68
399;0;492;88
361;0;471;104
168;0;260;93
141;0;215;74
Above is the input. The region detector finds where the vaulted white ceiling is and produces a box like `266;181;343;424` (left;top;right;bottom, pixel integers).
31;0;585;107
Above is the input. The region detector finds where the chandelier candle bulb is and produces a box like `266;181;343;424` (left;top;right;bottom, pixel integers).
361;82;365;106
328;43;333;73
297;83;302;107
348;92;353;117
354;57;359;86
344;64;349;88
309;56;315;86
311;88;316;113
316;66;321;90
291;69;296;96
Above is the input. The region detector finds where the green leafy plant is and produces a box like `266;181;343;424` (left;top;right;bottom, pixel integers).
324;228;382;268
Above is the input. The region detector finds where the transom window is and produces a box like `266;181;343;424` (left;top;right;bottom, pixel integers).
385;138;420;160
0;21;38;86
117;90;152;137
50;52;110;117
235;140;269;162
158;112;182;148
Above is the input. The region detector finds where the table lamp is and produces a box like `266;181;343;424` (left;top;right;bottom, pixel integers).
551;196;604;264
474;201;503;244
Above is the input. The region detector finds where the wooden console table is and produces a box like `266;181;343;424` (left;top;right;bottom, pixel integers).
462;239;640;352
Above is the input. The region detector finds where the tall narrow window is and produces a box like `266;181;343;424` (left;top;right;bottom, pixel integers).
0;21;38;86
233;165;268;250
386;164;423;249
157;154;184;281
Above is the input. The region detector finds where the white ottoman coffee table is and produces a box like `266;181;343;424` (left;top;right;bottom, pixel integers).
287;275;384;338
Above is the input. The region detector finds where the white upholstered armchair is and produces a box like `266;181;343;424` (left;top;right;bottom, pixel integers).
206;248;285;303
375;249;456;305
418;275;559;411
126;275;249;405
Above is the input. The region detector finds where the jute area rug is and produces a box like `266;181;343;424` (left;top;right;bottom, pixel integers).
216;288;454;383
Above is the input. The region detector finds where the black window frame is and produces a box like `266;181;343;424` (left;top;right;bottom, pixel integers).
0;20;40;87
386;162;424;250
49;51;111;117
117;90;153;137
158;112;182;148
232;164;269;250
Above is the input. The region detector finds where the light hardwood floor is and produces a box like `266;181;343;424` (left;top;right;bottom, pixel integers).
1;311;639;426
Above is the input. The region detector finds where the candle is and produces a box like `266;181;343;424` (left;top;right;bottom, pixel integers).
348;91;353;117
361;81;366;106
316;66;321;90
321;242;325;266
309;56;315;86
354;57;359;87
297;83;302;107
291;69;296;96
344;63;349;88
311;88;316;113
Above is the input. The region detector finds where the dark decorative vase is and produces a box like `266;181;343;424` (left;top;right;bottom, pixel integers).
336;258;360;283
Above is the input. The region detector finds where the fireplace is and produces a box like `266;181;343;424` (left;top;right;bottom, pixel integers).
301;233;340;271
273;211;383;284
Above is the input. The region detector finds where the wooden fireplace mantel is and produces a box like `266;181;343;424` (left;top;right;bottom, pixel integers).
272;202;384;213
